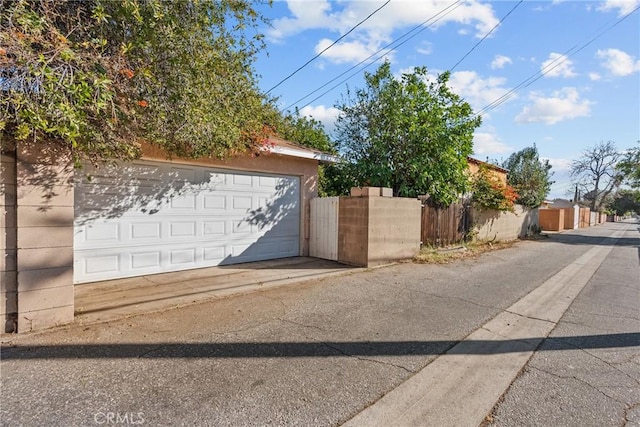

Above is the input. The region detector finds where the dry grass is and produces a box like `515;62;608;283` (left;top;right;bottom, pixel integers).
415;240;516;264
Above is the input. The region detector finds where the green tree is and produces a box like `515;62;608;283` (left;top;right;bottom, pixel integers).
1;0;272;163
502;145;554;208
334;61;481;205
571;141;622;212
273;109;336;154
617;142;640;188
608;189;640;215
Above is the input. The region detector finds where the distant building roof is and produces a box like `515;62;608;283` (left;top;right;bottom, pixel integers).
467;156;509;174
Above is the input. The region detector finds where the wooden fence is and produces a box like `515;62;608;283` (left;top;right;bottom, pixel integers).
421;201;472;247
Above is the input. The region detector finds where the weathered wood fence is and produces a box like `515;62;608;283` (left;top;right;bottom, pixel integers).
420;201;472;247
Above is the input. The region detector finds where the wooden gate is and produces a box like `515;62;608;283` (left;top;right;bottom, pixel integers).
421;201;472;247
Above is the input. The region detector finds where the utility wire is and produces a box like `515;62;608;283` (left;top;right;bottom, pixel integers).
474;5;639;118
450;0;523;71
265;0;391;95
284;0;466;111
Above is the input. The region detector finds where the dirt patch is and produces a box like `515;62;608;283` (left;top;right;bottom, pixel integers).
415;240;516;264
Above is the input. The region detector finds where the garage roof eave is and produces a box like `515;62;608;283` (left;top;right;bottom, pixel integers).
264;137;340;163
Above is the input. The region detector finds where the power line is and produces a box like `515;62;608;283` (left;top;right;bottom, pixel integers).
474;4;639;118
284;0;466;112
450;0;523;72
265;0;391;95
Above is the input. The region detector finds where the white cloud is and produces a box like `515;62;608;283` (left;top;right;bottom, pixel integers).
314;38;381;64
543;158;572;172
447;71;512;112
596;48;640;76
598;0;640;16
416;41;432;55
588;72;601;81
541;52;577;78
299;105;341;134
473;131;512;155
490;55;512;69
269;0;499;64
515;87;594;125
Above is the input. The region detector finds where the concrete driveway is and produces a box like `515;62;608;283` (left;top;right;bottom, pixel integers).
74;257;359;324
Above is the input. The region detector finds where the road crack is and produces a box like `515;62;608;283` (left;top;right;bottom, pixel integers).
529;365;629;407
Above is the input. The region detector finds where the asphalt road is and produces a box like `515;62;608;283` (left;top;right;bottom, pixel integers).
489;220;640;427
1;221;638;426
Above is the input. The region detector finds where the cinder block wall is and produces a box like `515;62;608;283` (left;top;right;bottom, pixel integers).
1;150;18;332
367;197;421;266
337;188;421;267
539;208;564;232
474;205;539;241
15;143;75;332
337;197;369;267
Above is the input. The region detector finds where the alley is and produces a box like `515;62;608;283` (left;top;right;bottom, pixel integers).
1;221;638;426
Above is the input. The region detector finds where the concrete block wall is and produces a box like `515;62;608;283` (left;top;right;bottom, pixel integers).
15;143;75;332
474;205;539;241
367;197;421;266
337;197;369;267
1;151;18;332
337;188;421;267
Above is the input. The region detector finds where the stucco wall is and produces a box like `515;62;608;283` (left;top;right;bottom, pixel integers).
467;159;508;185
474;205;539;241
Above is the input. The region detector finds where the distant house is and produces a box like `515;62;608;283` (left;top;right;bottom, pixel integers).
466;157;508;184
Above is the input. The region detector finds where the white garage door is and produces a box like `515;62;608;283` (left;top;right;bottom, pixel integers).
74;161;300;283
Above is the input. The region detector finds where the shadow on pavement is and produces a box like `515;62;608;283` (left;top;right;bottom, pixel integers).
2;332;638;360
544;222;639;248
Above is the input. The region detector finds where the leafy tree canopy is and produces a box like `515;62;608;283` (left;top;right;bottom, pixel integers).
334;61;481;205
1;0;272;163
502;145;554;208
617;142;640;188
608;189;640;216
271;109;336;154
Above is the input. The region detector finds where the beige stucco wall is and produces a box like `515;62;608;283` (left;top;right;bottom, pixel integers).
467;160;508;185
141;144;319;256
473;205;539;241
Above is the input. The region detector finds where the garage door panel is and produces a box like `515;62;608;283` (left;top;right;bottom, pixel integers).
74;161;301;283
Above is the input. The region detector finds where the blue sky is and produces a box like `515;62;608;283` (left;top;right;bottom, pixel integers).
253;0;640;199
